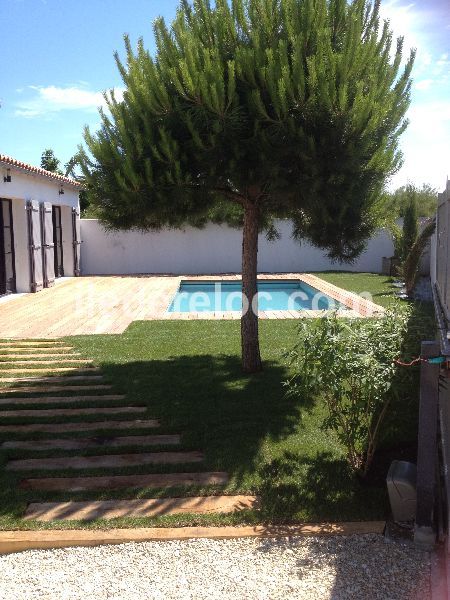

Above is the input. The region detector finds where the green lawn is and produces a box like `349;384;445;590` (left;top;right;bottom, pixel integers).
0;273;435;530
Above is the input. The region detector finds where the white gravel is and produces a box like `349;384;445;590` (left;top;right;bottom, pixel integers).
0;534;430;600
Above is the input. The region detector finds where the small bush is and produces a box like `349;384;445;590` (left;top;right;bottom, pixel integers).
286;310;410;477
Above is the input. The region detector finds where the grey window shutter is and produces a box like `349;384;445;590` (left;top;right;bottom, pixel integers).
72;207;81;276
41;202;55;288
26;200;43;292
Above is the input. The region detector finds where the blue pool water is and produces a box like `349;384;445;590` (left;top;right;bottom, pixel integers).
168;280;345;312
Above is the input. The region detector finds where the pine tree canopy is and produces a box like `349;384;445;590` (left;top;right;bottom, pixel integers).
80;0;414;261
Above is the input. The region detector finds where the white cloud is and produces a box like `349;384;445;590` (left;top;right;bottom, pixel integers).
14;84;125;118
389;100;450;191
380;1;450;191
415;79;433;90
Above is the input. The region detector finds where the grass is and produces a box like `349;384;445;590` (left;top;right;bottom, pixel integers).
0;272;435;530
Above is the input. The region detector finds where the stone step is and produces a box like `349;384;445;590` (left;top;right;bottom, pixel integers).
0;395;126;406
8;451;204;471
2;434;181;451
0;419;159;434
0;375;104;384
0;359;92;365
1;406;146;419
0;353;81;359
0;347;74;353
0;367;100;374
20;471;229;491
24;496;257;521
0;385;112;394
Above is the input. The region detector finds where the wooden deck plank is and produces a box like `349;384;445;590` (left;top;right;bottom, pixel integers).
19;471;229;491
0;522;386;554
0;367;100;374
0;419;159;434
0;353;81;359
0;395;125;406
8;451;204;471
2;434;181;451
0;341;65;346
0;347;74;353
0;375;104;384
0;385;112;393
0;359;92;365
24;495;257;521
1;406;146;419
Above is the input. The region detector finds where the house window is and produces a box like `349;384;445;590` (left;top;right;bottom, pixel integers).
0;199;16;295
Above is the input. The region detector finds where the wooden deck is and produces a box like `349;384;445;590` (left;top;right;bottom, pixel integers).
0;276;180;338
0;274;384;339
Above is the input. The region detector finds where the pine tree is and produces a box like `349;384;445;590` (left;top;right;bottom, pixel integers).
79;0;415;373
40;149;63;174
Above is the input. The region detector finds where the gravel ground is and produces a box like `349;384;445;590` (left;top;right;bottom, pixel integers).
0;534;431;600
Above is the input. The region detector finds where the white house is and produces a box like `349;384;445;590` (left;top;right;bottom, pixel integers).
0;155;81;295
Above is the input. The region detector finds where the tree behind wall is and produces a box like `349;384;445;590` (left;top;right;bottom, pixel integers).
401;189;419;262
79;0;414;373
40;149;63;175
384;183;438;219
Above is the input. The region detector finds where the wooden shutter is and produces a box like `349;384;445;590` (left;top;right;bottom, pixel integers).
26;200;43;292
41;202;55;288
72;207;81;276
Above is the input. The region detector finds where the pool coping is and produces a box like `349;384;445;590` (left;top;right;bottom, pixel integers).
164;273;385;320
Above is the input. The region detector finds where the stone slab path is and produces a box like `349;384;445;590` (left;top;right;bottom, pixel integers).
24;496;258;521
0;339;245;523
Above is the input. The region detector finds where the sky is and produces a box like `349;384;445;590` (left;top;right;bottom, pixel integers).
0;0;449;192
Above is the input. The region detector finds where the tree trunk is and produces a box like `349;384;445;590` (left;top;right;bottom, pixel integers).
241;202;262;373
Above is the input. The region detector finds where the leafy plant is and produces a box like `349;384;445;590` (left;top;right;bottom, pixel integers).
286;310;410;477
382;185;435;290
379;183;438;221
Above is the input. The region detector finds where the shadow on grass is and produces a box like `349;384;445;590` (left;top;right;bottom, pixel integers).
97;355;304;481
258;451;388;522
381;298;435;449
95;355;387;521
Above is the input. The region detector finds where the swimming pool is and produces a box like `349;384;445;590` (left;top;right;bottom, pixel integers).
167;280;346;313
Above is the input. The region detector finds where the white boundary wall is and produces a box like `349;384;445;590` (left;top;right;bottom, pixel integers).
80;219;395;275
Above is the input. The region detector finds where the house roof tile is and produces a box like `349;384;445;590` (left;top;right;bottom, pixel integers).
0;154;82;187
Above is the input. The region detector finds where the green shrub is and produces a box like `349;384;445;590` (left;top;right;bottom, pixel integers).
286;310;410;477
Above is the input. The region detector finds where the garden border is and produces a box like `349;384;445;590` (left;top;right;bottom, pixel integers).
0;521;386;555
